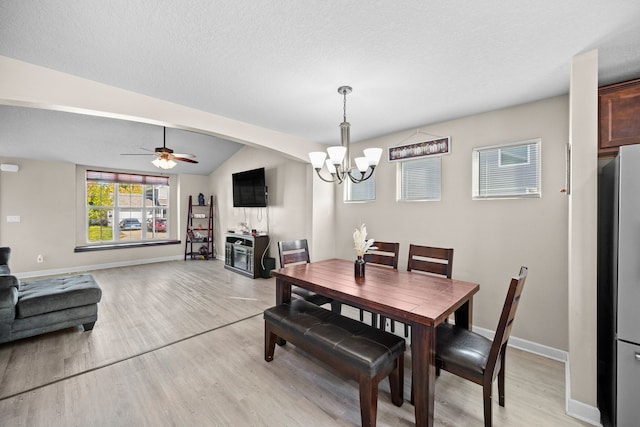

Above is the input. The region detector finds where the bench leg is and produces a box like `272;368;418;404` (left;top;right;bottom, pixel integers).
264;323;279;362
83;322;95;331
388;354;404;407
359;376;378;427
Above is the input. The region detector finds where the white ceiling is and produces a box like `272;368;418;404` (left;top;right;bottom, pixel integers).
1;1;640;175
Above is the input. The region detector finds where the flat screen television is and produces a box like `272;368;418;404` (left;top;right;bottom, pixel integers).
232;167;267;207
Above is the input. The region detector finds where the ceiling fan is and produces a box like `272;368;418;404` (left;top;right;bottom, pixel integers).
121;127;199;169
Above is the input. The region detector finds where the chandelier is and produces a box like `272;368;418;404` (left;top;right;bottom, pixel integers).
308;86;382;183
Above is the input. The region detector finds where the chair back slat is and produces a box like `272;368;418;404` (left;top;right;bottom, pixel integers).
278;239;310;268
364;241;399;269
407;244;454;278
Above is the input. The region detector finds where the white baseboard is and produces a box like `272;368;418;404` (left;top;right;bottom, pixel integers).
564;358;603;426
14;255;184;279
472;325;568;362
473;325;601;426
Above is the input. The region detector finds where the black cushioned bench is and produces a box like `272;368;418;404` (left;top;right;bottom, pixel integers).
264;299;405;427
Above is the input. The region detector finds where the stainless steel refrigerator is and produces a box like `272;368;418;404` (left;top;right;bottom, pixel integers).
598;144;640;427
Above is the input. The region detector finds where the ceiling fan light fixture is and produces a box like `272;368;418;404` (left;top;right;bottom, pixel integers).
152;157;177;169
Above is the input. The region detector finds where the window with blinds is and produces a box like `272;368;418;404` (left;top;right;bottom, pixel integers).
345;171;376;202
86;170;170;243
398;157;441;201
472;138;541;199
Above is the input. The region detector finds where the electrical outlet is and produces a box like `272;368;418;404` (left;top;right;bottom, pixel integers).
36;254;43;263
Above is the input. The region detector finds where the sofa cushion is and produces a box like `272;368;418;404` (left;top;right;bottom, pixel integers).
16;274;102;318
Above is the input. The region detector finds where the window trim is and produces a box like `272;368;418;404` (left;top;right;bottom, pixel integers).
472;138;541;200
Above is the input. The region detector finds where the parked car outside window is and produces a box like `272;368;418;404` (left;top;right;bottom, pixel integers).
147;218;167;232
119;218;141;230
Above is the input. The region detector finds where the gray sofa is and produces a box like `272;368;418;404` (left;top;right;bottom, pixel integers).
0;247;102;344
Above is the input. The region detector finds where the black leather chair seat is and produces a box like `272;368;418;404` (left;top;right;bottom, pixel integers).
264;299;405;377
436;322;499;378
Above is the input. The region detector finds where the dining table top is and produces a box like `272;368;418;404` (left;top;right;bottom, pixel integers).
271;258;480;328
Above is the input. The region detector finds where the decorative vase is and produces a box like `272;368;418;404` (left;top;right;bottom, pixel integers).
354;256;366;278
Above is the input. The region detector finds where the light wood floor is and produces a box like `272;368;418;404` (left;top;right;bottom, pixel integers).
0;260;590;426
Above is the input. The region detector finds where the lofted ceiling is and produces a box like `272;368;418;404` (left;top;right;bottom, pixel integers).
1;1;640;175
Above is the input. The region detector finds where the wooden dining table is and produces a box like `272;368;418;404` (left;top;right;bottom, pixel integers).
270;258;480;427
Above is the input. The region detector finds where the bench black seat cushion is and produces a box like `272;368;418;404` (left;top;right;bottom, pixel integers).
17;274;102;318
264;299;405;377
291;287;333;306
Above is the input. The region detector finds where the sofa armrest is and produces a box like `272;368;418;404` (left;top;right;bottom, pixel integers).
0;274;19;291
0;286;18;322
0;247;10;268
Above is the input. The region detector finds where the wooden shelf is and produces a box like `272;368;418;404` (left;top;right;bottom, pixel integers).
184;195;215;260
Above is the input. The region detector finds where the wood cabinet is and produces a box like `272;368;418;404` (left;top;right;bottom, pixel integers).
599;78;640;156
224;233;269;278
185;195;214;260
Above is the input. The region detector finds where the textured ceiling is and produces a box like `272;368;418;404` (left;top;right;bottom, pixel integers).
1;1;640;174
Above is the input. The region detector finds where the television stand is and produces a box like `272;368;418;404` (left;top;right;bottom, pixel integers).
224;233;269;279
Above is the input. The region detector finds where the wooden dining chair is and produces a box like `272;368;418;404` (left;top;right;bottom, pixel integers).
403;244;454;336
434;266;528;427
363;241;400;329
277;239;333;308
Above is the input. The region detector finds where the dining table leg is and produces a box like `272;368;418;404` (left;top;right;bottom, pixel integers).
411;323;436;427
454;299;473;330
275;277;292;305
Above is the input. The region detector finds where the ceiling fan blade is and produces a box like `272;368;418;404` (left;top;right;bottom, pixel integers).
172;152;196;159
121;147;156;155
120;128;198;166
174;157;199;164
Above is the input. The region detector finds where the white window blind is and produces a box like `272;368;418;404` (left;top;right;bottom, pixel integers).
399;157;441;201
473;138;541;199
345;171;376;202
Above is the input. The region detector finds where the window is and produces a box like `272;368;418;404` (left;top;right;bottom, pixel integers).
345;171;376;202
473;138;541;199
398;157;441;201
86;171;170;243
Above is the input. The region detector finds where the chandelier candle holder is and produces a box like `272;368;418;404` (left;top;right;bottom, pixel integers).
309;86;383;184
